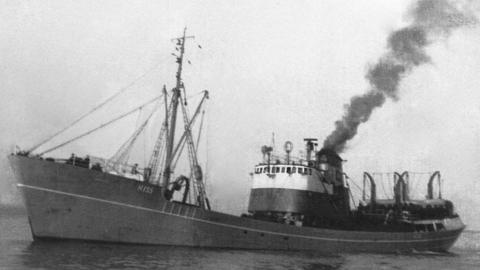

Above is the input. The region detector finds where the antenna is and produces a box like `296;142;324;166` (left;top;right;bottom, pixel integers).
271;132;276;151
284;141;293;164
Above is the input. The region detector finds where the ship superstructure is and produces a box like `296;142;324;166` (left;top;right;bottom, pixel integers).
246;139;462;235
249;140;350;226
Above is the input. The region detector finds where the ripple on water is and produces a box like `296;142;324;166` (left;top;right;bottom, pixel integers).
1;212;479;269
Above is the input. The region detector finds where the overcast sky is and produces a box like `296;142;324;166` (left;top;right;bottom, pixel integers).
2;0;480;228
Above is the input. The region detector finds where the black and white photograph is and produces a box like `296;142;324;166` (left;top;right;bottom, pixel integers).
1;0;480;269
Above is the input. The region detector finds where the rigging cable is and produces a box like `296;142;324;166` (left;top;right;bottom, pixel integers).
170;87;210;173
195;110;206;153
205;107;209;191
348;178;363;200
28;61;165;154
411;172;424;199
385;173;393;198
143;115;147;167
169;94;206;170
179;94;209;209
172;138;187;171
110;109;144;162
347;180;357;209
161;92;206;179
148;101;174;184
110;104;160;166
170;91;209;163
37;95;162;156
379;174;388;199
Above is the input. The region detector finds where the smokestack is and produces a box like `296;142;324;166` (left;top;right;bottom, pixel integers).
323;0;477;153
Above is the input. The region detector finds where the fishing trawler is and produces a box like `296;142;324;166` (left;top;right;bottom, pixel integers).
8;29;464;253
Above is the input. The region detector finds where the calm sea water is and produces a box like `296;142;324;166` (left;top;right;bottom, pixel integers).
1;206;479;270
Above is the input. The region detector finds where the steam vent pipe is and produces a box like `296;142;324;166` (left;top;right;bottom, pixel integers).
401;171;409;201
427;171;441;199
363;172;377;206
394;172;409;205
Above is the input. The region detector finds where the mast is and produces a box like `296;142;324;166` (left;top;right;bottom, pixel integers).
162;28;194;189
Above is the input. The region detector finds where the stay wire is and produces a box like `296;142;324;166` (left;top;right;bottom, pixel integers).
28;60;165;154
37;95;162;156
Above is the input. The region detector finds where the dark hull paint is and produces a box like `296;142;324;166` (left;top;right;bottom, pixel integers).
249;188;346;218
9;155;465;253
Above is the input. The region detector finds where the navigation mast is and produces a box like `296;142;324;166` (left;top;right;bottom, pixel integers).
162;28;194;189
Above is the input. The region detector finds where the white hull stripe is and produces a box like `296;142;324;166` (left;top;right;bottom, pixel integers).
17;183;460;244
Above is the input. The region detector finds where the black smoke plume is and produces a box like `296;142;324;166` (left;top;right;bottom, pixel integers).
323;0;477;153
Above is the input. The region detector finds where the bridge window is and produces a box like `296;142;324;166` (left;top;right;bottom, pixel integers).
276;167;280;173
281;167;285;173
298;168;303;174
292;167;296;173
286;167;291;174
436;223;445;231
416;224;435;232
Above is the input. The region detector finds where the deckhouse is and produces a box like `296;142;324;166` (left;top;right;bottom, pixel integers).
248;139;351;226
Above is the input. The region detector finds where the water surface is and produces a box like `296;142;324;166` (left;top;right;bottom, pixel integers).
1;206;479;269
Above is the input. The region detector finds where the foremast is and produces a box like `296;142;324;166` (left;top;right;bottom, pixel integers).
161;28;210;209
162;28;191;189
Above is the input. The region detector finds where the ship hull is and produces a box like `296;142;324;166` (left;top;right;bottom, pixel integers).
9;155;465;253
